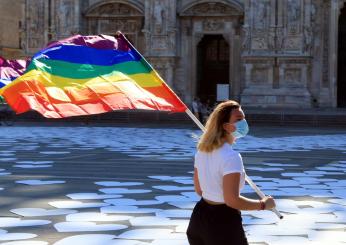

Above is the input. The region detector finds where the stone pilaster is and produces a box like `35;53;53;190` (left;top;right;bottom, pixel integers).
143;0;178;87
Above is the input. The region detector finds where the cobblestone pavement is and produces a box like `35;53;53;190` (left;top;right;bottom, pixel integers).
0;126;345;245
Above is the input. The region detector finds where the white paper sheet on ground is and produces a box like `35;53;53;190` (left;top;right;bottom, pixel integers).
327;198;346;206
148;176;191;181
117;229;173;240
54;235;114;244
301;184;330;189
0;232;37;241
263;236;311;245
0;218;51;228
39;151;70;155
155;195;192;202
66;212;132;222
13;165;52;169
49;201;109;209
0;153;15;157
281;173;311;177
94;181;144;187
152;186;194;191
15;161;54;165
66;193;122;200
180;192;201;201
0;172;11;176
168;201;196;209
129;216;187;227
312;223;346;229
101;206;161;214
173;179;193;185
11;208;77;217
326;180;346;187
54;222;128;232
16;180;65;185
331;189;346;199
150;239;188;245
308;230;346;243
245;224;310;236
54;235;149;245
272;179;300;186
99;188;152;194
263;163;299;167
246;167;284;171
0;241;48;245
0;158;17;162
104;198;164;206
333;211;346;222
155;209;192;218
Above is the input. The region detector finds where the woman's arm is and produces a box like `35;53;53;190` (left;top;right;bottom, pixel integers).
223;173;262;210
193;167;202;196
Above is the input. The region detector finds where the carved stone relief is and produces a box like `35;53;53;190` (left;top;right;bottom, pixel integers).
86;3;142;17
251;37;267;50
284;68;302;87
181;2;241;16
251;68;269;84
241;25;250;51
203;18;224;32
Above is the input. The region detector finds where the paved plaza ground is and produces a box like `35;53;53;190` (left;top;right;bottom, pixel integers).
0;124;345;244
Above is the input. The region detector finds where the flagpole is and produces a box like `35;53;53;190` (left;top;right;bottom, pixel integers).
185;108;283;219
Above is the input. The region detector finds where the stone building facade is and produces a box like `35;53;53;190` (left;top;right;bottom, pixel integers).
1;0;346;108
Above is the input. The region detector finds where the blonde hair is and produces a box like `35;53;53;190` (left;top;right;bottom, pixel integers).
197;100;240;152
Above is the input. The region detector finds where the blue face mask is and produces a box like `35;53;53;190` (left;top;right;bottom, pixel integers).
232;119;249;139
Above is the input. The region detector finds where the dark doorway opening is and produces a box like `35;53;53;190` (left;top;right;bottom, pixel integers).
197;35;229;104
337;5;346;107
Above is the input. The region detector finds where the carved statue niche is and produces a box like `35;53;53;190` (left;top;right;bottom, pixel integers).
241;25;250;51
56;0;73;35
153;0;165;34
287;0;301;34
253;0;267;30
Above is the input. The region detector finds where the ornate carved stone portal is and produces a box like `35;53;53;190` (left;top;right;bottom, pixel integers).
178;1;243;104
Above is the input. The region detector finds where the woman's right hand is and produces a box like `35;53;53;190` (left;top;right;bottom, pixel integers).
261;196;276;210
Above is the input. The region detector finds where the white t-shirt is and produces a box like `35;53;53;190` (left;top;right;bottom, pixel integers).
194;143;246;203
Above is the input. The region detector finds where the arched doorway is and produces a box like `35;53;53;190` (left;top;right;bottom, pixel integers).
197;35;230;104
338;5;346;107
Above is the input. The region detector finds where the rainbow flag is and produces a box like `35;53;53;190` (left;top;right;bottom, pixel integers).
0;56;30;89
0;34;187;118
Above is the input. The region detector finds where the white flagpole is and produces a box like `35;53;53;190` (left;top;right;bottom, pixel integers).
185;108;283;219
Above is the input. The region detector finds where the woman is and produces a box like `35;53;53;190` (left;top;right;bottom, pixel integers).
187;100;276;245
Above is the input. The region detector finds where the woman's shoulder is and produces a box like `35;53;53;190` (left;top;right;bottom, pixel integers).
220;144;242;160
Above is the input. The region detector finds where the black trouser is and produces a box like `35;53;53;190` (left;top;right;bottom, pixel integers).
187;198;248;245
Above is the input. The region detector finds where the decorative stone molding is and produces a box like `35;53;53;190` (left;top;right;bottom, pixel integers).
85;2;143;17
84;1;144;49
180;2;242;17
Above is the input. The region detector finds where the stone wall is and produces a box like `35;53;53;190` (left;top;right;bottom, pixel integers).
0;0;25;58
1;0;345;108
